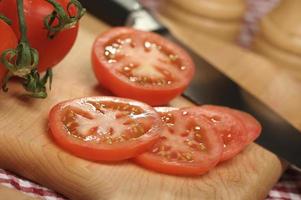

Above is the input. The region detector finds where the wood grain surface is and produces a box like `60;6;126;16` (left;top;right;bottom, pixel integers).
0;14;287;200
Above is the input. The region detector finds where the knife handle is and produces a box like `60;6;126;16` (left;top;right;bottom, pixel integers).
79;0;168;33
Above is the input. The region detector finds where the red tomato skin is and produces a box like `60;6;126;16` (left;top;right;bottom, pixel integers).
134;107;223;176
0;0;79;72
200;105;262;161
92;27;195;106
198;105;248;162
49;96;164;162
0;20;18;82
228;109;262;143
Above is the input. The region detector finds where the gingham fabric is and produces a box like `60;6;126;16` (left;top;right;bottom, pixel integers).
0;169;65;200
1;167;301;200
266;167;301;200
1;0;300;200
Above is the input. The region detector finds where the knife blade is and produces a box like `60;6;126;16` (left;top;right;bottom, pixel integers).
79;0;301;167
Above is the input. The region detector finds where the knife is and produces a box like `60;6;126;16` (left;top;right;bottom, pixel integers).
79;0;301;167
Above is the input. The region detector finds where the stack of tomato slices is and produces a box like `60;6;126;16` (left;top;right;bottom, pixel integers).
49;96;261;176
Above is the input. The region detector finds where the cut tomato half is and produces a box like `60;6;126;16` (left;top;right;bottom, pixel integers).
197;105;248;162
48;96;164;161
92;27;195;106
134;107;223;176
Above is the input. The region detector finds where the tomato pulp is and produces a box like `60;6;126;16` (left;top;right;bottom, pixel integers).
198;105;262;161
196;105;248;161
134;107;223;175
226;107;262;143
92;27;195;106
49;96;164;161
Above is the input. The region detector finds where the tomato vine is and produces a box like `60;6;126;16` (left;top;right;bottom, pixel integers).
0;0;84;98
44;0;85;38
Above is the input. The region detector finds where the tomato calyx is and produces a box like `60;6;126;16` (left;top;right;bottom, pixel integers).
22;69;53;98
1;0;51;98
44;0;85;38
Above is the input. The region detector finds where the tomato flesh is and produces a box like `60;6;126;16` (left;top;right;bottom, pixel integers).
104;38;184;86
227;108;262;143
0;20;18;83
134;107;223;176
92;27;195;106
197;105;248;162
49;97;163;161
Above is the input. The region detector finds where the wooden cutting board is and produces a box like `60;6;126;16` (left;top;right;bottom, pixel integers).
0;185;39;200
0;14;288;200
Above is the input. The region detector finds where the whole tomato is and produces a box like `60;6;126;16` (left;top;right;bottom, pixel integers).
0;0;80;72
0;20;18;83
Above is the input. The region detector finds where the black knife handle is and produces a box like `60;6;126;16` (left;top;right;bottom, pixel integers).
79;0;168;33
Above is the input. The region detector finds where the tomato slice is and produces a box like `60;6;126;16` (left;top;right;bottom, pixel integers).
92;27;195;106
196;105;248;162
226;108;262;143
49;96;164;161
200;105;260;161
134;107;223;176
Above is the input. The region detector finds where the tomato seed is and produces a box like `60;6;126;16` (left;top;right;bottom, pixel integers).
198;143;206;151
210;116;222;123
106;137;113;145
194;126;201;131
123;66;131;72
152;147;159;153
182;111;188;116
180;66;187;71
169;54;178;61
182;152;193;161
144;41;152;50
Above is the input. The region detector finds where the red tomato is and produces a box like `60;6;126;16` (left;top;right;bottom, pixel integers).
0;20;18;83
197;105;248;162
0;0;79;72
48;96;164;161
227;108;262;143
92;27;195;106
134;107;223;176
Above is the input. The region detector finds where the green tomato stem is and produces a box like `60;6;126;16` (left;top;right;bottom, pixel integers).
0;0;52;98
2;0;39;77
44;0;85;38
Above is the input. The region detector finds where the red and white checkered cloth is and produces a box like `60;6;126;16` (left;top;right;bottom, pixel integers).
0;169;65;200
266;167;301;200
1;0;300;200
1;167;301;200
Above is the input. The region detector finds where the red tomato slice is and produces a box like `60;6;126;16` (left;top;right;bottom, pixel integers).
49;96;164;161
226;108;262;143
92;27;195;106
134;107;223;176
197;105;248;162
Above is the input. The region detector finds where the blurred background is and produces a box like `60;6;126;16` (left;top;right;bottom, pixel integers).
141;0;301;80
